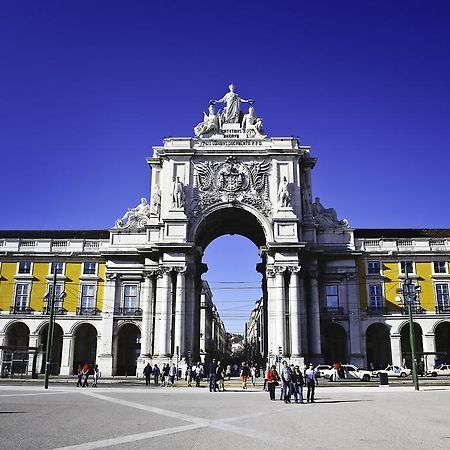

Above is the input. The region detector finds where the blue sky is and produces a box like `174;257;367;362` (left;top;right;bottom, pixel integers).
1;1;449;331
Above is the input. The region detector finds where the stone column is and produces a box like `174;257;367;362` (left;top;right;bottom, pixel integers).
139;271;155;360
96;272;117;376
28;335;39;374
274;267;286;356
346;272;364;367
266;269;276;358
390;334;402;366
173;267;186;358
59;335;73;375
423;333;436;372
308;272;322;357
112;333;119;375
288;267;301;357
154;268;172;357
299;277;309;355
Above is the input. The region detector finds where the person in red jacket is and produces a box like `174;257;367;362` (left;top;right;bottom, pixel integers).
267;365;280;401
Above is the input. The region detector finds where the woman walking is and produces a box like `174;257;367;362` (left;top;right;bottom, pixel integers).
267;365;280;401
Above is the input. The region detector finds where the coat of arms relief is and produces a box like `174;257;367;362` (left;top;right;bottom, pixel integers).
192;156;272;217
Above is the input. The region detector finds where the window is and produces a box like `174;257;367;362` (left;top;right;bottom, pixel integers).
18;261;32;274
433;261;447;274
367;261;381;275
436;284;449;307
45;284;64;312
80;285;96;309
325;285;339;308
83;262;97;275
14;283;30;308
369;284;383;308
400;261;414;275
50;262;64;275
123;285;138;310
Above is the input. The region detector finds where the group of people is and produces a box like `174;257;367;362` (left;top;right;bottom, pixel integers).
266;362;318;403
143;362;180;387
76;363;99;388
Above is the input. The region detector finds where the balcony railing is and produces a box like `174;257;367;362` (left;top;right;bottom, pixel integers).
436;304;450;314
321;307;345;317
10;306;34;314
76;307;100;315
401;305;424;315
365;306;387;316
117;307;143;316
42;307;67;315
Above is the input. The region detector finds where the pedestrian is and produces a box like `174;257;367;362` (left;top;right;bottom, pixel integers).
81;362;90;387
305;363;317;403
250;365;257;386
143;362;152;386
240;362;250;389
216;361;225;392
91;364;99;387
208;359;217;392
332;362;341;382
266;365;280;401
162;363;170;387
195;363;203;387
226;364;231;381
186;366;192;387
281;361;293;403
153;364;160;385
292;365;304;403
263;366;269;391
169;363;177;386
76;364;83;387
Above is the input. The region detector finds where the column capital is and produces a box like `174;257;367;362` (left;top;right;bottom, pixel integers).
287;265;301;274
156;266;172;278
173;266;187;274
105;272;118;281
143;269;157;278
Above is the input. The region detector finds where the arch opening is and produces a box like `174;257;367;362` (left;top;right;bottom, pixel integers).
322;323;348;364
73;323;97;374
365;323;391;369
115;323;141;376
435;321;450;364
400;322;423;370
38;323;63;375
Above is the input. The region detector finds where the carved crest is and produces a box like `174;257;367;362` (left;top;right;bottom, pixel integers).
193;156;272;216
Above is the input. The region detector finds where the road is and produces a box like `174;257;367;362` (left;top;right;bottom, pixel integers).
1;382;449;449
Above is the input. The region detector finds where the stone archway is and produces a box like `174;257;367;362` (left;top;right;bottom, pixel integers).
38;323;63;375
400;322;423;369
4;322;30;376
73;323;97;374
435;321;450;364
322;323;348;364
5;322;30;347
365;323;391;369
115;323;141;376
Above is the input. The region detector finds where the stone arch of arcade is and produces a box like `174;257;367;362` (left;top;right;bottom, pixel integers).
365;322;391;369
114;322;141;376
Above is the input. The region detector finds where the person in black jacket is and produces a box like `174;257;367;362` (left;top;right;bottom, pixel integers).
292;365;304;403
143;363;152;386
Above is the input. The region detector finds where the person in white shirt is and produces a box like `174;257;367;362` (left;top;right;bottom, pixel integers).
305;363;318;403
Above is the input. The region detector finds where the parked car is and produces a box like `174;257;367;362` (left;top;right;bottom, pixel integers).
315;364;332;378
426;364;450;377
372;365;411;378
323;364;372;381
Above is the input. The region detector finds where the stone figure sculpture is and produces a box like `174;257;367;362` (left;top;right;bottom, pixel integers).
241;106;265;137
194;104;220;137
172;177;185;208
151;185;161;216
115;197;151;229
210;84;253;123
278;176;291;207
312;197;348;227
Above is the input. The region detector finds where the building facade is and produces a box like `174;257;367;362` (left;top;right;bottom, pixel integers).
1;86;449;376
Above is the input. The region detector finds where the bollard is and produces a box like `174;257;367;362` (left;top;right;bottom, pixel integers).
379;372;389;386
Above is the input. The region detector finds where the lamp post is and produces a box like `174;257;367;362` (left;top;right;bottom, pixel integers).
44;270;57;389
403;271;420;391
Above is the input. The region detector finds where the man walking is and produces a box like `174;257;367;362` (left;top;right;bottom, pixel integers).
208;359;217;392
305;363;317;403
143;363;152;386
281;361;293;403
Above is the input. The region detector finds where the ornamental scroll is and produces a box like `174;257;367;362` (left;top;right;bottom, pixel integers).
192;156;272;216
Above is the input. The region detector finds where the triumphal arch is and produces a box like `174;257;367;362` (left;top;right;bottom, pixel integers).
105;84;360;374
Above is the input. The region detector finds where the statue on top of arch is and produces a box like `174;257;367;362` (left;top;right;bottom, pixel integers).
193;84;265;138
114;197;152;230
311;197;349;228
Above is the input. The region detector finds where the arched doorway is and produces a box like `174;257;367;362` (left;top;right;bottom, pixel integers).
38;323;63;375
400;322;423;369
435;321;450;364
115;323;141;376
322;323;348;364
73;323;97;373
5;322;30;347
365;323;391;369
4;322;30;376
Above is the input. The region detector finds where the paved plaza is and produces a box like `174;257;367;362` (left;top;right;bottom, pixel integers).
1;382;449;449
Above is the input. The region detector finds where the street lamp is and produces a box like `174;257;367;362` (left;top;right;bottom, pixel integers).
402;272;420;391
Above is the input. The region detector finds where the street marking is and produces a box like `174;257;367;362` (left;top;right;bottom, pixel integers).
0;391;76;397
53;423;206;450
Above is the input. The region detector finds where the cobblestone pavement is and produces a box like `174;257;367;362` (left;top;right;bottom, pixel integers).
1;383;449;449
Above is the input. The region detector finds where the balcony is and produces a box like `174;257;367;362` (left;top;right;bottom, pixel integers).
401;305;424;315
117;307;142;316
321;307;347;319
436;304;450;314
76;307;100;316
42;307;67;315
365;306;387;316
9;306;34;314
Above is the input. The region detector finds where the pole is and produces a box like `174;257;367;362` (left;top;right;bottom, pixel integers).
44;270;57;389
404;271;419;391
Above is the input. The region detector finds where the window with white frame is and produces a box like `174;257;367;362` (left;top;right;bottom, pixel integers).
325;285;339;309
436;283;449;308
123;284;139;310
433;261;447;274
14;283;30;309
368;284;383;308
367;261;381;275
399;280;421;309
82;262;97;275
45;283;64;309
18;261;32;274
50;261;64;275
400;261;414;275
80;284;96;309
